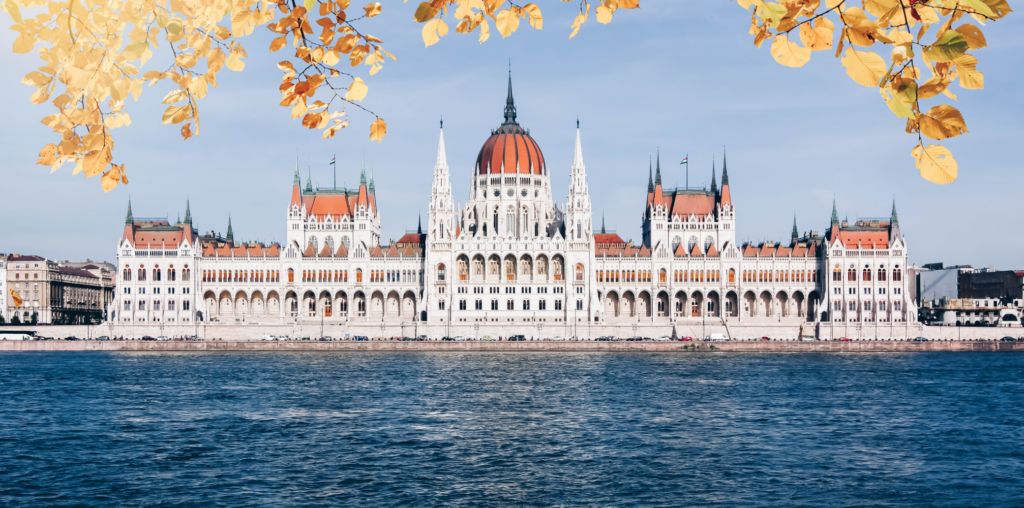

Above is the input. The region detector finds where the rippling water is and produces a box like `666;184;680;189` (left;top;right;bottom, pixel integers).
1;352;1023;507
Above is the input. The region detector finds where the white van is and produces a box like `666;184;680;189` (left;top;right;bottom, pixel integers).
705;333;729;342
261;334;275;341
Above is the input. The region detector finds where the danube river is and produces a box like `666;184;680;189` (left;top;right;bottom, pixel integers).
1;352;1022;506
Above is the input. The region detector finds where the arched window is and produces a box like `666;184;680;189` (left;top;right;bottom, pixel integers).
123;267;132;281
139;265;147;281
847;267;856;282
660;269;667;283
878;265;886;281
183;266;190;281
507;208;515;235
832;265;841;281
169;265;176;281
729;268;735;283
893;266;902;281
862;265;871;281
288;268;294;283
356;269;363;283
575;263;584;282
437;263;446;282
154;265;161;281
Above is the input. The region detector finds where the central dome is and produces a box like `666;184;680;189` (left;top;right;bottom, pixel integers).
475;75;546;176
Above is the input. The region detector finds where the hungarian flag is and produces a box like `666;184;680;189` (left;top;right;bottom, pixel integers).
330;156;336;166
680;157;688;165
9;288;23;307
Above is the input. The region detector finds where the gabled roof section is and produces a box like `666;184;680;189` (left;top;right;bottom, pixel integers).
303;244;316;257
674;243;687;257
689;243;702;257
706;243;720;257
386;244;400;257
369;245;384;257
742;244;759;257
335;243;348;257
637;245;651;257
319;245;333;257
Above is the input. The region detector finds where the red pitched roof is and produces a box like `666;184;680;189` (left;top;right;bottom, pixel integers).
674;243;687;257
665;193;715;218
335;244;348;257
690;244;702;257
303;244;316;257
706;243;719;257
838;231;890;249
320;245;333;257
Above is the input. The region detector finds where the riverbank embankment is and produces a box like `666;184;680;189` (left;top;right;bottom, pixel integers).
1;340;1021;352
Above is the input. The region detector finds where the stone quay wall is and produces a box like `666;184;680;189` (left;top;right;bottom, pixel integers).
1;339;1022;353
1;321;1020;342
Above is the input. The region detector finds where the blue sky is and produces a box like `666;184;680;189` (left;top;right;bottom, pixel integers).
1;2;1022;268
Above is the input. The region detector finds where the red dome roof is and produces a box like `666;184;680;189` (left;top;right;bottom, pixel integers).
476;124;545;175
476;73;546;175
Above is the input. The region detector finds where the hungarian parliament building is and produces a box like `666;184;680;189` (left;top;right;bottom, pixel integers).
112;77;915;334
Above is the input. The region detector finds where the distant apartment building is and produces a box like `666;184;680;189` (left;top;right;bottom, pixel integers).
915;263;973;306
4;254;115;324
0;254;7;322
959;270;1024;301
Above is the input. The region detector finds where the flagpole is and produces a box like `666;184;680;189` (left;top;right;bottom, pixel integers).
333;153;336;190
685;153;689;190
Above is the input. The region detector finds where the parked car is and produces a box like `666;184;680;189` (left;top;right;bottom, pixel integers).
551;336;564;341
760;336;771;341
654;336;670;341
481;335;495;341
626;337;642;342
679;336;694;342
141;336;156;341
999;337;1016;342
261;334;275;341
839;337;851;341
705;333;729;342
441;336;454;341
913;337;928;342
353;336;368;341
95;336;110;341
509;335;526;341
452;336;466;342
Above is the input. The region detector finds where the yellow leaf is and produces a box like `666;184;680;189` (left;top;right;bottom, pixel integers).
36;143;59;166
616;0;640;8
862;0;895;17
101;164;123;193
364;2;382;17
422;18;448;47
181;123;193;140
799;17;833;51
122;42;148;61
161;105;192;124
595;3;613;24
917;77;949;99
414;2;439;22
954;24;986;50
495;9;520;37
12;32;34;53
770;35;811;67
270;36;287;52
162;89;189;104
3;0;23;25
82;146;112;178
304;0;316;12
226;53;245;72
917;104;968;140
953;54;983;89
292;98;308;120
841;48;886;87
523;3;543;29
346;76;368;101
369;117;386;142
323;50;341;66
188;76;208;99
882;85;913;118
912;143;958;184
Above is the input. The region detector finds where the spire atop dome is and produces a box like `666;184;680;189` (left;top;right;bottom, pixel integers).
601;212;606;234
305;166;312;192
293;157;300;186
360;157;366;186
125;198;133;224
369;165;375;193
226;215;233;243
721;147;729;186
792;215;798;241
655;149;662;187
503;69;517;125
890;199;899;226
184;198;192;225
831;199;839;226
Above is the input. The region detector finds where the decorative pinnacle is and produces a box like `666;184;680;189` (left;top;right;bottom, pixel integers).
647;158;654;194
711;159;717;195
183;198;192;225
792;215;799;240
655;149;662;187
831;199;839;225
125;198;133;225
721;147;729;186
226;215;233;242
293;157;301;186
891;200;899;226
503;69;517;125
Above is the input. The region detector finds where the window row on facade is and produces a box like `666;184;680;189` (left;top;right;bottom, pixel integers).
122;298;192;311
831;265;903;282
122;265;191;282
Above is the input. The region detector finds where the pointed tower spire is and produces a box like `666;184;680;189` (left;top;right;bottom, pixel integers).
360;157;367;186
293;157;301;186
792;215;799;244
647;158;654;193
889;199;901;243
417;213;423;235
721;147;729;186
572;121;584;171
711;159;718;195
601;213;606;234
226;215;234;243
125;198;133;224
890;200;899;226
655;149;662;187
503;68;517;125
436;121;449;170
369;165;375;194
184;198;192;225
831;199;839;226
305;166;312;192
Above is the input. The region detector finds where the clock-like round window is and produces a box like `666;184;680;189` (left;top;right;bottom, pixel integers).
507;189;514;197
521;190;528;197
493;189;500;197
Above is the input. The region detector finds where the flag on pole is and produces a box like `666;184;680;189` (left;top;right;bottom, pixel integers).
330;156;336;166
680;157;688;165
9;288;23;307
